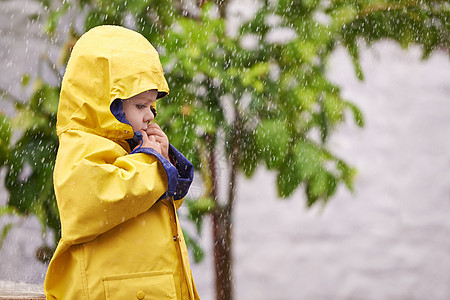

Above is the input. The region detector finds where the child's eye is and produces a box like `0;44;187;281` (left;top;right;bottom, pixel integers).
136;104;146;109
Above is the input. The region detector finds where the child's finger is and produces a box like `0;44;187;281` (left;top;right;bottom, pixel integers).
147;123;162;130
146;124;165;134
138;130;159;152
146;127;162;135
146;128;165;139
141;130;150;141
148;134;163;143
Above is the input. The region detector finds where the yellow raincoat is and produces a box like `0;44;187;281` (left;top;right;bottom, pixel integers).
44;25;199;300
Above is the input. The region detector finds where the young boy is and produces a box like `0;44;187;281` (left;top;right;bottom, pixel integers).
44;25;200;300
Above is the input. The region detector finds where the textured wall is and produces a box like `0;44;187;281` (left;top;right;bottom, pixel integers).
1;1;450;299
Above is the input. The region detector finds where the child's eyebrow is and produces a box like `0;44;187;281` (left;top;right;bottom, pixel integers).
130;98;153;104
137;97;155;103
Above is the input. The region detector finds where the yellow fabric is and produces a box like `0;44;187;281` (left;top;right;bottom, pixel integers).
44;26;199;300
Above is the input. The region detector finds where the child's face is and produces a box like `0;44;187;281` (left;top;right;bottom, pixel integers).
122;90;158;132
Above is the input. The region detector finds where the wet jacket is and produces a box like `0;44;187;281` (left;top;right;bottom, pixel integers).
44;25;199;300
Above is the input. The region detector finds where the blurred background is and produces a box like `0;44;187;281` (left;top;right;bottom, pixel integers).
1;0;450;299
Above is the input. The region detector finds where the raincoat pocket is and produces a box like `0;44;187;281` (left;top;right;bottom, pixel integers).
103;271;176;300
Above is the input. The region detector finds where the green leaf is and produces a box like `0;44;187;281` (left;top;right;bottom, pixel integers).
276;153;303;198
239;130;259;178
323;93;344;125
154;0;176;27
182;229;204;263
256;119;290;169
0;206;16;217
293;87;316;112
344;101;365;127
295;40;317;63
293;141;323;179
317;108;329;144
277;0;318;18
186;197;215;234
194;108;217;134
44;5;68;36
126;0;150;15
329;4;358;29
337;160;357;192
308;171;324;199
21;73;31;87
0;114;12;166
84;9;121;31
29;84;60;115
241;62;270;87
0;223;14;250
345;38;364;80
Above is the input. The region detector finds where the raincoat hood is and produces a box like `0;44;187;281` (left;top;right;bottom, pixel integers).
57;25;169;140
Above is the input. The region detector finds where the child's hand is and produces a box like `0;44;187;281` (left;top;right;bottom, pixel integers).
138;130;163;156
144;124;169;160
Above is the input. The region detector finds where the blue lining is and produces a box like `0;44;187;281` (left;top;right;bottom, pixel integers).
111;99;141;151
168;144;194;200
110;99;130;125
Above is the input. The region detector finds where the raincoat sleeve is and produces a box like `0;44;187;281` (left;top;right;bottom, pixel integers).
54;131;177;245
132;144;194;210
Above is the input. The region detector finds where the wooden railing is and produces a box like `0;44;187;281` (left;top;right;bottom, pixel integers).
0;281;45;300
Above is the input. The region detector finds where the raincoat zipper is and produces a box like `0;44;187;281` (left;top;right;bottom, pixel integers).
167;197;192;299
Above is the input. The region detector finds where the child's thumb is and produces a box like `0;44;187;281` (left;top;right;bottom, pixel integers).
140;130;150;141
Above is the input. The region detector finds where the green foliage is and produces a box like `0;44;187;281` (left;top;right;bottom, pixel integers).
0;78;60;257
333;0;450;71
182;229;205;263
256;119;291;169
186;197;215;234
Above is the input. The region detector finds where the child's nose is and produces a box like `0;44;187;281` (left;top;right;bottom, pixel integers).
144;107;154;123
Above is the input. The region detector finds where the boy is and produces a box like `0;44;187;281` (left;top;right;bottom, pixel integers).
44;25;200;300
